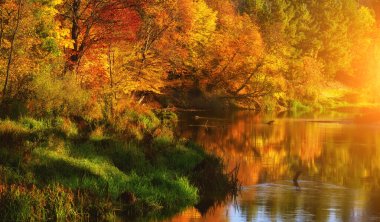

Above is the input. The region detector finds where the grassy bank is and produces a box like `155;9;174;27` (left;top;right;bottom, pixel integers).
0;113;236;221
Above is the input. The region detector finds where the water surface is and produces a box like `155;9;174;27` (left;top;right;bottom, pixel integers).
166;110;380;222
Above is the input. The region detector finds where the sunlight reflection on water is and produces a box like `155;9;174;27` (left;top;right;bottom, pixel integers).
165;110;380;222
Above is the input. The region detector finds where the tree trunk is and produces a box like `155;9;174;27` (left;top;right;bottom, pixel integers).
71;0;80;56
64;0;81;74
2;0;22;101
234;62;263;95
0;7;4;49
108;44;115;119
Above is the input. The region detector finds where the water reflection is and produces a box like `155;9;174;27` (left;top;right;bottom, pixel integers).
166;110;380;222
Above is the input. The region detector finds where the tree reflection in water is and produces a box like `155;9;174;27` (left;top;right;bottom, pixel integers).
166;110;380;222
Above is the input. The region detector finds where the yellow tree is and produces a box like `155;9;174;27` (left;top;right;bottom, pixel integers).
0;0;68;102
1;0;22;100
56;0;144;74
164;0;265;107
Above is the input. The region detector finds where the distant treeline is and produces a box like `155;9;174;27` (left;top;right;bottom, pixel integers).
0;0;379;117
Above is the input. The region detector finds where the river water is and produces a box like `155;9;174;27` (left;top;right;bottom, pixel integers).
166;109;380;222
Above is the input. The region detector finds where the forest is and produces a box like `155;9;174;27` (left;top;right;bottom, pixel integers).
0;0;380;221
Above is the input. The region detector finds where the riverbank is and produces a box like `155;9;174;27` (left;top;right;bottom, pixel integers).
0;112;237;221
157;82;380;114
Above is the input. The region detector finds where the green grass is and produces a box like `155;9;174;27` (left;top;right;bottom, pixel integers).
0;119;28;144
0;184;78;221
26;138;201;219
0;117;79;146
0;115;234;221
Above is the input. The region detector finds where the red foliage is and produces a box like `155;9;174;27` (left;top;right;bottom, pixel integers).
96;2;142;44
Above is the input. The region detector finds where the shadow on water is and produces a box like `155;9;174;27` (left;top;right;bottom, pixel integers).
190;157;241;215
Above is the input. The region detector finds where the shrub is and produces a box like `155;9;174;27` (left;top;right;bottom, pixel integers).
289;100;310;112
154;110;178;129
29;68;89;117
114;109;160;140
54;117;78;138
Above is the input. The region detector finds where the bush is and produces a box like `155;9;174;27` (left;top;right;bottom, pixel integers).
53;117;78;138
289;100;310;112
29;67;89;117
114;109;160;140
154;110;178;129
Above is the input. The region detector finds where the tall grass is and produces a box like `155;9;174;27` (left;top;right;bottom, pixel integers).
0;119;28;144
0;184;78;221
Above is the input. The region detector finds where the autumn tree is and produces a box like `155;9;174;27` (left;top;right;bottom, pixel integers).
0;0;68;103
336;2;376;87
154;0;267;107
1;0;22;101
57;0;143;73
234;0;377;105
203;1;266;100
0;0;378;115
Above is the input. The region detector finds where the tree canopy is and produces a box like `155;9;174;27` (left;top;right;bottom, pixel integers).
0;0;379;115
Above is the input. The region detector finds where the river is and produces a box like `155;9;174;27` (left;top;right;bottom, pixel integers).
165;109;380;222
